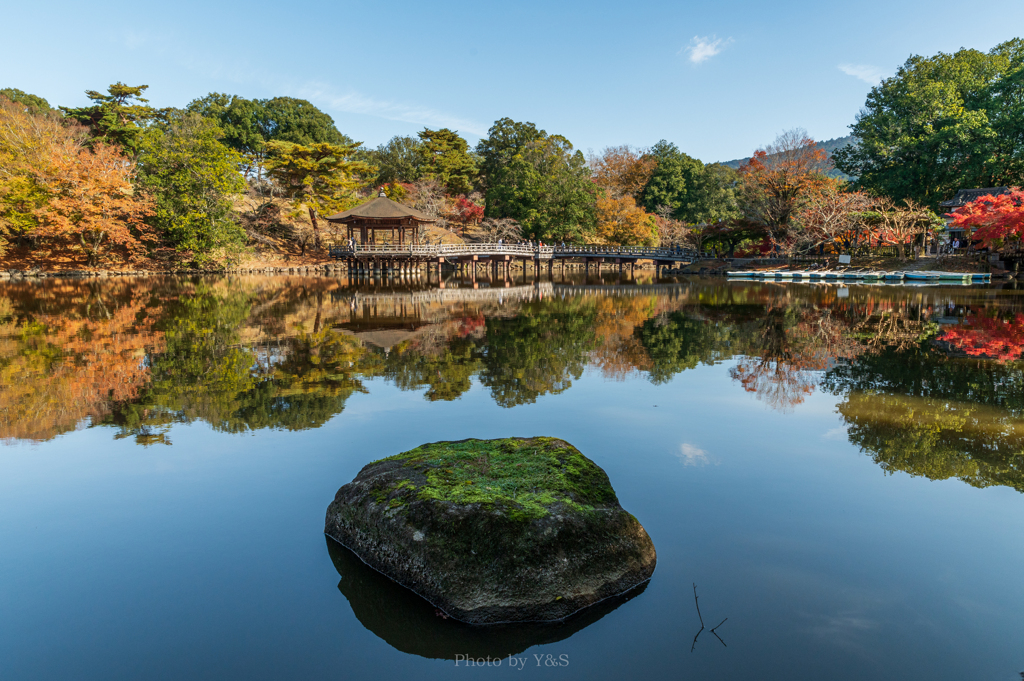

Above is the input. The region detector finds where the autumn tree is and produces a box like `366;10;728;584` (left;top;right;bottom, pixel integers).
595;194;658;246
870;197;937;260
948;188;1024;251
0;97;153;264
417;128;476;196
138;110;247;261
0;98;71;253
794;179;872;253
589;145;657;199
33;142;154;265
266;140;370;250
738;129;831;249
590;145;660;246
445;195;484;236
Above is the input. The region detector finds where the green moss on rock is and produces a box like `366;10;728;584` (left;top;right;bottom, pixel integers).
373;437;617;521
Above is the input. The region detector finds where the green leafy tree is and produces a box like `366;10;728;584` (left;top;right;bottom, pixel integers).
138;110;247;261
485;135;598;242
834;39;1024;208
475;118;546;192
188;94;354;186
61;83;158;158
0;88;51;113
417;128;476;195
187;93;271;179
638;141;739;224
265;140;370;249
368;135;424;185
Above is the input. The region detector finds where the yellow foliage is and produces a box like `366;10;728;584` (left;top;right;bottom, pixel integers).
595;195;658;246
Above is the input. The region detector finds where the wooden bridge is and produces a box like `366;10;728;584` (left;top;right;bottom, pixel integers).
328;242;709;277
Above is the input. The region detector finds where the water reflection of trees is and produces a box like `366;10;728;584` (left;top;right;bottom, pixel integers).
824;345;1024;492
4;278;1024;456
0;280;164;441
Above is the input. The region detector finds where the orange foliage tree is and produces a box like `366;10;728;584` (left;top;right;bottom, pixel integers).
589;145;658;199
948;188;1024;251
0;97;153;265
32;142;155;265
739;129;831;251
595;194;658;246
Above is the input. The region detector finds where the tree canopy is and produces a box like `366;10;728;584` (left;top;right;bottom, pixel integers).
484;134;599;242
834;39;1024;208
139;110;247;260
417;128;476;196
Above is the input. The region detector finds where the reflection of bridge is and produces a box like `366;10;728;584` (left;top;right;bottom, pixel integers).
329;243;705;277
552;283;693;297
334;283;555;306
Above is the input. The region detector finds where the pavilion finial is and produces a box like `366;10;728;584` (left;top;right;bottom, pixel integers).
378;186;387;197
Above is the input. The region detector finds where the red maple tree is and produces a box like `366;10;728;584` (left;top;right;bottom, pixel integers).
948;188;1024;250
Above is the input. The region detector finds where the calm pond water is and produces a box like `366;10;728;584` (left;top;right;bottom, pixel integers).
1;273;1023;680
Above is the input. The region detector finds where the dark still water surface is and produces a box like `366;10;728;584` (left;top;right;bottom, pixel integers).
1;274;1023;680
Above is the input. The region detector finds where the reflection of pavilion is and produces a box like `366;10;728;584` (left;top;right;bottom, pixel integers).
331;284;555;351
326;193;434;245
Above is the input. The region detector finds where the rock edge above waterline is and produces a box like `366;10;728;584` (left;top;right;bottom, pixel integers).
324;437;656;624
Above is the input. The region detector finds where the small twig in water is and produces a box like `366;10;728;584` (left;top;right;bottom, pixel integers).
690;583;705;652
711;618;728;647
691;585;729;651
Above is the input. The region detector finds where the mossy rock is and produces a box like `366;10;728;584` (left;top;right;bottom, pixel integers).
324;437;656;624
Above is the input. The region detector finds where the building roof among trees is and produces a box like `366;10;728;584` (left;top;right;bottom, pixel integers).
325;195;433;222
939;187;1011;209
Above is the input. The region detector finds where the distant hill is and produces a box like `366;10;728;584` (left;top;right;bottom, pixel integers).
718;135;856;179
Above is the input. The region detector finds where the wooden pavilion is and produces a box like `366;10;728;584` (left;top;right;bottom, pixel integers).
325;192;434;245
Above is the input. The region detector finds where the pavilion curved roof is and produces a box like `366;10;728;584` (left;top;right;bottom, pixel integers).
324;195;434;222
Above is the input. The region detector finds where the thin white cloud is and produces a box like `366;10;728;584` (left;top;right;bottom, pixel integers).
295;82;487;136
677;443;710;466
838;63;886;84
682;36;732;64
822;426;849;441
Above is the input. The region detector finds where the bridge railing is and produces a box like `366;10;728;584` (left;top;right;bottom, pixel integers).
552;245;710;259
327;242;711;259
328;243;553;258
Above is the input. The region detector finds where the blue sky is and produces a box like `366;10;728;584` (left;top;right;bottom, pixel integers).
2;0;1022;162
